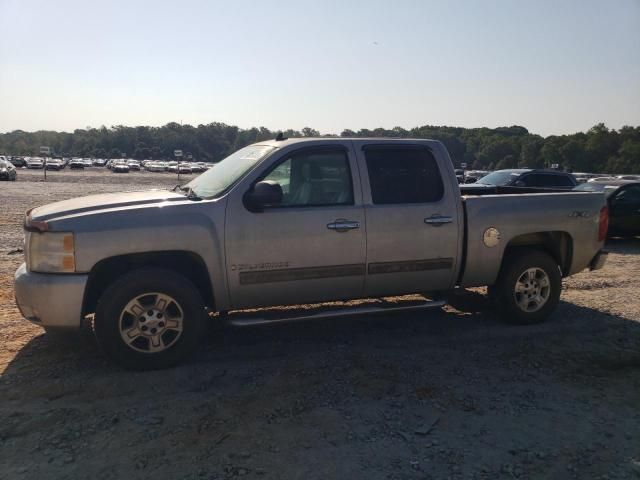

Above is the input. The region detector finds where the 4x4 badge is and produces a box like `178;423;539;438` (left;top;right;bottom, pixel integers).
569;211;592;218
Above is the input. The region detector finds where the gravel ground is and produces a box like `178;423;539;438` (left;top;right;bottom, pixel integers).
1;169;639;480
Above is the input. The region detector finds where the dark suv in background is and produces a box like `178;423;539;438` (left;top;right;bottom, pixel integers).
10;156;27;167
463;169;577;191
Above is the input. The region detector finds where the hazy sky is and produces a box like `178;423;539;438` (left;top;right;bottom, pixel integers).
1;0;639;136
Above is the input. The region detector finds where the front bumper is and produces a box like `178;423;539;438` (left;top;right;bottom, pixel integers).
14;263;88;330
589;250;608;271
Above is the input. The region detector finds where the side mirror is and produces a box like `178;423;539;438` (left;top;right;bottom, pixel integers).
244;180;283;212
514;180;526;187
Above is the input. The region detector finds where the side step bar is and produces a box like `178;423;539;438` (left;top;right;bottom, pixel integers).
224;299;446;327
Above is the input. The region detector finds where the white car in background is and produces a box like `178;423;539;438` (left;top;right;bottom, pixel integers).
127;160;141;171
27;157;44;169
69;158;85;169
146;162;167;172
45;159;63;170
588;176;619;183
112;160;130;173
178;162;192;174
573;172;598;183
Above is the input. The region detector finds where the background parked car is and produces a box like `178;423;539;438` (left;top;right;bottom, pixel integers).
0;159;17;180
69;158;85;169
463;170;490;184
145;161;166;172
573;172;599;183
46;158;66;170
9;156;26;168
464;169;577;190
575;180;640;237
189;162;204;173
26;157;44;169
112;160;130;173
588;176;619;182
127;160;141;171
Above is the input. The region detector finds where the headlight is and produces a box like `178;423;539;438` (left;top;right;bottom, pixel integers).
28;232;76;273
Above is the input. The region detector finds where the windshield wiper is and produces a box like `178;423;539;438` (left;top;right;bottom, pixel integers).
172;184;202;200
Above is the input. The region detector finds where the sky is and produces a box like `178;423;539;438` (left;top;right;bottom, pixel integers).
0;0;639;136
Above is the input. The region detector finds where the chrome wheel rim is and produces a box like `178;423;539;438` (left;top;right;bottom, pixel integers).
514;267;551;313
119;292;184;353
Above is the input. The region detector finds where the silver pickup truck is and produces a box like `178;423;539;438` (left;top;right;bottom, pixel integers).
14;138;609;369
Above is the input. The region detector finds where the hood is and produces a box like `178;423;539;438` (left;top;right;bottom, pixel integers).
30;189;186;222
459;183;494;189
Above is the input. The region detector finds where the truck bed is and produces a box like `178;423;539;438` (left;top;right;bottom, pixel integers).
459;191;606;287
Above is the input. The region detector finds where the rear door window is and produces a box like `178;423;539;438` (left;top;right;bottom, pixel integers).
364;147;444;204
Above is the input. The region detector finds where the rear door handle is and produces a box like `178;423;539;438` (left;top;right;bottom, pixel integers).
424;215;453;226
327;219;360;232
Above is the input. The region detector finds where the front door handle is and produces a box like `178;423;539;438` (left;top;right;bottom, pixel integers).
424;215;453;226
327;219;360;232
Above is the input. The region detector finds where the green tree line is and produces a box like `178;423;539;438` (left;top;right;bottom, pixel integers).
1;122;639;173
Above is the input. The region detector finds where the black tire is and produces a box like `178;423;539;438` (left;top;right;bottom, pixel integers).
492;248;561;325
94;268;207;370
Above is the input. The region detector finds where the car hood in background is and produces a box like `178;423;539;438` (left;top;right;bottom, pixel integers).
458;183;495;190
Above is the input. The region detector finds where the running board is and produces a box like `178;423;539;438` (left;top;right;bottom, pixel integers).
224;300;446;327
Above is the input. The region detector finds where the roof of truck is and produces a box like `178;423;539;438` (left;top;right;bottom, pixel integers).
257;136;440;145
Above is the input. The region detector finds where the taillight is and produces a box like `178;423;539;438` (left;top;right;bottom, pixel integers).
598;206;609;241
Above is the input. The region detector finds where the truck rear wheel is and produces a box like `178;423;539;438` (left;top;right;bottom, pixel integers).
492;249;561;325
94;268;206;370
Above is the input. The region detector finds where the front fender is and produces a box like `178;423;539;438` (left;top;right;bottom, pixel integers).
51;198;231;310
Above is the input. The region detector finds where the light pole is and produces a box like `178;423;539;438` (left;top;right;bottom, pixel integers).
40;146;50;181
174;149;183;183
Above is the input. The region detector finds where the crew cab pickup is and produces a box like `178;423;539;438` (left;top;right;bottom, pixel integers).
14;138;609;369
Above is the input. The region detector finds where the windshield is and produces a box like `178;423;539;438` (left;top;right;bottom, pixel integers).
185;145;276;198
476;170;525;186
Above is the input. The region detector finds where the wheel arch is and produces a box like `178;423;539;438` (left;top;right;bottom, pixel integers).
82;251;215;316
501;231;573;276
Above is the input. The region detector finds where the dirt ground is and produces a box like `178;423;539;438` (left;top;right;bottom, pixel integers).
1;168;639;480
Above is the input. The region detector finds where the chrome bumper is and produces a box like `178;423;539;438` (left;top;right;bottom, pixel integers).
589;250;608;271
14;263;88;330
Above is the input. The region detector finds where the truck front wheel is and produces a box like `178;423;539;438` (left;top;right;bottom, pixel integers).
491;249;561;325
94;268;207;370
